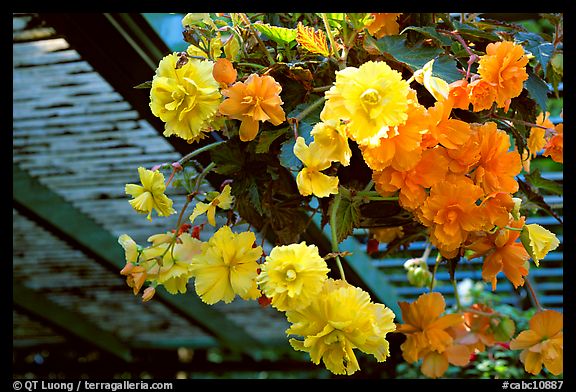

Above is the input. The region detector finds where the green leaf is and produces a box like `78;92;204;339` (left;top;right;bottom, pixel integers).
432;55;463;83
400;26;453;47
329;187;362;243
452;21;500;41
279;101;319;171
524;168;563;195
233;176;263;216
517;179;562;224
252;23;297;45
210;142;244;175
255;127;289;154
515;31;554;78
492;318;516;342
317;13;346;28
525;70;549;113
372;34;444;71
133;81;152;89
279;138;302;172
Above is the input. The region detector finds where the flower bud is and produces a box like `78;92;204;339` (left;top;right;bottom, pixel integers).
511;197;522;220
142;286;156;302
407;266;432;288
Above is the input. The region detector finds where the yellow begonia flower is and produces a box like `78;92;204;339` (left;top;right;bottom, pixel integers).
294;137;339;198
310;119;352;166
413;59;450;102
510;310;563;376
147;232;203;294
125;167;176;221
118;234;140;264
286;279;396;376
189;184;234;226
322;60;410;147
520;224;560;267
190;226;262;304
150;54;222;143
257;242;329;312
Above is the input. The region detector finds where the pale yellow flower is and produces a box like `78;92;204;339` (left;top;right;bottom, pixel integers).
310;119;352;166
520;224;560;267
294;137;339;198
144;233;203;295
257;242;329;311
190;226;262;304
286;279;396;375
125;167;176;221
189;184;234;226
413;59;450;102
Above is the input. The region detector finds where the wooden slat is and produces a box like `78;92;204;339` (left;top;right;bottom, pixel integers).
14;282;134;362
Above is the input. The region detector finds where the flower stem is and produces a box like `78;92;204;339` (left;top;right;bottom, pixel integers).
362;180;374;192
504;225;524;232
438;29;478;80
321;13;341;67
429;253;441;292
237;62;267;70
311;85;332;93
295;96;326;122
525;278;545;312
178;140;226;166
238;13;276;65
194;162;216;193
451;277;462;311
330;192;346;281
491;112;556;136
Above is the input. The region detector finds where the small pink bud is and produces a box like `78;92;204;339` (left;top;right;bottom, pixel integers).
142;286;156;302
171;162;183;172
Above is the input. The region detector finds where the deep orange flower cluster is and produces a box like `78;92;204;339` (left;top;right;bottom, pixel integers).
368;42;534;291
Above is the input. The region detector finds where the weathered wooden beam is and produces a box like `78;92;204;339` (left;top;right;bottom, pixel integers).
13;164;266;354
13;282;133;362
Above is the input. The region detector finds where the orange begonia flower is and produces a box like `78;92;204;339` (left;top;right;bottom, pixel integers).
478;41;529;109
448;79;471;110
510;310;563;376
418;175;487;258
467;217;529;290
455;304;497;352
470;122;522;195
360;93;428;171
480;191;516;229
468;78;498;112
425;99;471;149
366;13;402;39
543;123;563;164
373;146;449;211
219;73;286;142
444;134;481;175
528;112;554;158
397;292;470;378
